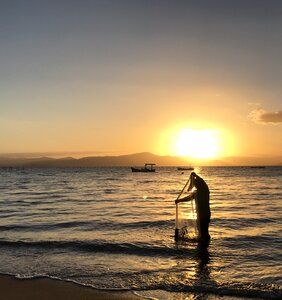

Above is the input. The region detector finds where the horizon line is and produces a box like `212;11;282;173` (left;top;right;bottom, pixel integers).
0;151;281;160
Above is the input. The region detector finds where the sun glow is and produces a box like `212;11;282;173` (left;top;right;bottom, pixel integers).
174;129;220;159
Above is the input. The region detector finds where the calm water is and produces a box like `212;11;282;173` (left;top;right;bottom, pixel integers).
0;166;281;299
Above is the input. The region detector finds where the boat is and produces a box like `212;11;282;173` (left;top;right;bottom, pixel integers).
250;166;266;169
131;163;156;172
177;167;194;171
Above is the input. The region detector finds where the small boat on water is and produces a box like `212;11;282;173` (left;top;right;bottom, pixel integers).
177;167;194;171
250;166;266;169
131;163;156;172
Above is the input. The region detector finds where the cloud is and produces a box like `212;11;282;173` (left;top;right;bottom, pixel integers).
249;109;282;124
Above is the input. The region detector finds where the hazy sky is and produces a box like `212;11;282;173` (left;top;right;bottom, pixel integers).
1;0;281;157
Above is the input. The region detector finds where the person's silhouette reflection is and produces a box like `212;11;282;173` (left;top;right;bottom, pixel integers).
195;240;210;282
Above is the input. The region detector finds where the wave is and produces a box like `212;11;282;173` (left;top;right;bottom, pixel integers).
0;239;196;258
142;281;282;299
0;219;173;232
212;216;281;226
221;234;282;245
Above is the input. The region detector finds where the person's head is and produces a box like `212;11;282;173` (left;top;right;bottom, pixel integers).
191;172;197;182
190;172;196;178
188;172;197;191
189;172;201;190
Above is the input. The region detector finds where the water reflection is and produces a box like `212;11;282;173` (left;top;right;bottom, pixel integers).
175;239;215;298
195;240;210;282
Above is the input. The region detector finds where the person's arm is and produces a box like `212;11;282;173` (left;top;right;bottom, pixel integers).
175;192;195;204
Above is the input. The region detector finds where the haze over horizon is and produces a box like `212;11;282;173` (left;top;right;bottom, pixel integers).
1;0;281;159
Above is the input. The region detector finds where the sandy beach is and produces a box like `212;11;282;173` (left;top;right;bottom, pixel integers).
0;275;139;300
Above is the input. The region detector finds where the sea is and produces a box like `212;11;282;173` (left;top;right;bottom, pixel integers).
0;166;281;299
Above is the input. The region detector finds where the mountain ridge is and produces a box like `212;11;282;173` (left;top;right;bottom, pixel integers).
0;152;281;167
0;152;190;167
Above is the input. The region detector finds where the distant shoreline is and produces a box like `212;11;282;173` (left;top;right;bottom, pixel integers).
0;152;281;167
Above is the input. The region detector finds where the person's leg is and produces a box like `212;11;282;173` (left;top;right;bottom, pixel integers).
199;218;210;240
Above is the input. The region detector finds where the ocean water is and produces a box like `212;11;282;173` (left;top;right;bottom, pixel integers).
0;166;281;299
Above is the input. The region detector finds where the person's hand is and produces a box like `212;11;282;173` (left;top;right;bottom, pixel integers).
175;199;179;204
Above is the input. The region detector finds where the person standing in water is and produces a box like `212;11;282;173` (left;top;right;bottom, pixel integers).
175;172;211;240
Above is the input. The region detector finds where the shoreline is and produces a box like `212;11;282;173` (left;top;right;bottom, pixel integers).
0;274;140;300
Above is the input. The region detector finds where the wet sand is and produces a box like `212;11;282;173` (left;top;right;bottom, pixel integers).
0;274;139;300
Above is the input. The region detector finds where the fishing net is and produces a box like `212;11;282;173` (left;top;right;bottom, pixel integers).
177;197;198;239
175;179;199;240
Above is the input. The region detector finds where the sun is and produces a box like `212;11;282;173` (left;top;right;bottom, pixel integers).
173;129;220;159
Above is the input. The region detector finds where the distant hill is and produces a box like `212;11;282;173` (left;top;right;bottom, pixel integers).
0;152;281;167
0;152;192;168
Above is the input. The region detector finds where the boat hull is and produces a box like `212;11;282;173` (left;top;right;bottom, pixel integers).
131;167;155;172
177;167;194;171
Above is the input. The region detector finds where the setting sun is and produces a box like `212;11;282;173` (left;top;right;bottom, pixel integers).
174;129;220;159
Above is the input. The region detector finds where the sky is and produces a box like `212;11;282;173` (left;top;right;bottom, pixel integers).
1;0;281;158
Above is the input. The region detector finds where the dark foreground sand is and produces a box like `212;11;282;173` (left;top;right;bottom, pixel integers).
0;275;140;300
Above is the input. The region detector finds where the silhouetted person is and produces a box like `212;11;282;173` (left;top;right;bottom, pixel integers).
175;172;211;241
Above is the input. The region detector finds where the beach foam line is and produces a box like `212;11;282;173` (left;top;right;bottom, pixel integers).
0;274;139;300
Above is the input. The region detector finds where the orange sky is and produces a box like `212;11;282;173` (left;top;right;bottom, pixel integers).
0;1;281;159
